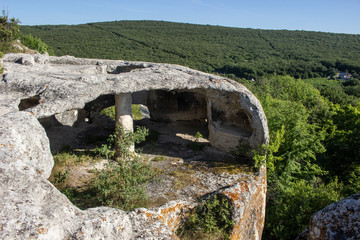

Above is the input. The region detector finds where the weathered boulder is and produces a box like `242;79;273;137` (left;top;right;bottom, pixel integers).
297;194;360;240
0;53;269;239
0;111;53;178
0;111;132;239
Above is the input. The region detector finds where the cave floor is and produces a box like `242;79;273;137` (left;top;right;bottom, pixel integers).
47;118;256;210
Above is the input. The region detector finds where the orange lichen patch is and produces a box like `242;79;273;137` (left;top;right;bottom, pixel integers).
157;202;194;232
224;190;240;202
135;209;160;225
1;143;15;149
38;228;48;234
145;211;157;219
223;181;250;206
138;202;194;233
226;178;266;240
230;224;242;240
158;215;166;223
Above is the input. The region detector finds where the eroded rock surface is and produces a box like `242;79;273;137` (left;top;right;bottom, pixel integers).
297;194;360;240
0;54;269;239
0;111;53;178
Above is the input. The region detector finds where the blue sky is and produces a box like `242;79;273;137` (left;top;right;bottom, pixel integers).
1;0;360;34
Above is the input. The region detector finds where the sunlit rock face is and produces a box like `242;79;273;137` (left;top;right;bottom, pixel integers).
0;53;269;239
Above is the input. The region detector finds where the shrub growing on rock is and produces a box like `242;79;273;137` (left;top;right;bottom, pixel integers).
92;124;160;211
177;194;234;240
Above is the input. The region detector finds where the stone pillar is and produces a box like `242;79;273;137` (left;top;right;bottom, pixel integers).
115;93;134;155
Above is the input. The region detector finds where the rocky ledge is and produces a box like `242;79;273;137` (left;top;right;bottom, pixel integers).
0;54;268;239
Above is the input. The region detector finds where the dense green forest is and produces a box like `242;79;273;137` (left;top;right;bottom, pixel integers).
246;76;360;239
8;20;360;239
21;21;360;79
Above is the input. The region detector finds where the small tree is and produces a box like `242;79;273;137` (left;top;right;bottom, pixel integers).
0;10;20;53
95;125;149;161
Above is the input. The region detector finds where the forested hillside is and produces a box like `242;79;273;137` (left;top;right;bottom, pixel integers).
20;21;360;240
21;21;360;79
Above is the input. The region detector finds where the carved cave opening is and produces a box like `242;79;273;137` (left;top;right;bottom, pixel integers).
36;88;256;163
141;89;210;155
38;89;213;155
39;88;257;213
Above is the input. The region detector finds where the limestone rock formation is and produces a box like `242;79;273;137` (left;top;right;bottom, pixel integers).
297;194;360;240
0;53;269;239
2;53;268;151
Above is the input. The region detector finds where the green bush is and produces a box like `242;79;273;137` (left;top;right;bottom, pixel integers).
93;126;157;210
20;33;53;54
94;125;148;160
51;125;157;211
92;124;157;211
177;194;234;240
93;158;156;211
